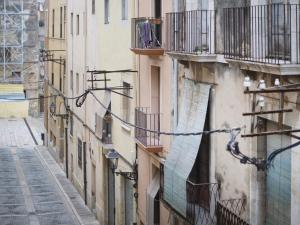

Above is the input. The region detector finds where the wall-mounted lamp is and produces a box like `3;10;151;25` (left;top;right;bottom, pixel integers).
105;149;119;171
257;96;265;110
105;149;137;181
49;102;69;119
258;80;266;90
243;76;251;91
274;78;280;87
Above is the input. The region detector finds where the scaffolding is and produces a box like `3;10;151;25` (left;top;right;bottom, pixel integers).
0;0;39;83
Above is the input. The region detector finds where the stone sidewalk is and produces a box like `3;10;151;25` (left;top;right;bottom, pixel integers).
25;117;100;225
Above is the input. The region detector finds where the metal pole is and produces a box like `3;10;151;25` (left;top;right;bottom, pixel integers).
83;141;87;205
65;127;68;178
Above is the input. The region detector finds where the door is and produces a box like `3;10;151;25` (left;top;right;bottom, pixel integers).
39;95;44;113
266;122;291;225
59;118;64;163
71;154;74;182
108;160;115;225
124;179;134;225
91;163;96;210
151;66;160;114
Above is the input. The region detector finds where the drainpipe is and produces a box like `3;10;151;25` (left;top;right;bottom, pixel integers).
83;141;87;205
65;127;69;178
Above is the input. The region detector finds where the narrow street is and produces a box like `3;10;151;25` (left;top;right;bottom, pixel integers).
0;118;99;225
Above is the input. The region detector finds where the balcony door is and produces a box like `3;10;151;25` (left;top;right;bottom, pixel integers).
265;121;291;225
151;66;160;114
268;2;291;60
151;66;160;143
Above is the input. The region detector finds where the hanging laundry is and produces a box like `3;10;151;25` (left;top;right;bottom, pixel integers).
138;20;160;48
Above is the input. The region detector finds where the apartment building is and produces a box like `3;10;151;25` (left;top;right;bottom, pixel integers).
135;0;300;225
43;0;300;225
67;0;137;224
44;0;67;169
132;1;173;225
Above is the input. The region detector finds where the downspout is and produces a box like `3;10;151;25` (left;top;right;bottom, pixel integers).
65;127;69;178
83;0;88;206
83;141;87;205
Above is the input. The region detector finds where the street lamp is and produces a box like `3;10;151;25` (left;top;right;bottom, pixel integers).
105;149;119;171
105;149;137;181
49;102;69;119
50;102;56;116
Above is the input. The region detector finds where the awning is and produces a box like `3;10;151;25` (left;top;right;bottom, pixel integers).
164;80;211;217
147;172;160;225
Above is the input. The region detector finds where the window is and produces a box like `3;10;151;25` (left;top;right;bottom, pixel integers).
76;14;79;35
121;0;128;20
104;0;109;24
51;73;54;85
70;70;73;91
71;13;73;35
59;57;62;91
64;6;67;38
76;73;79;93
70;115;73;136
60;7;63;38
122;82;130;122
95;113;102;137
52;9;55;37
77;138;82;169
92;0;95;14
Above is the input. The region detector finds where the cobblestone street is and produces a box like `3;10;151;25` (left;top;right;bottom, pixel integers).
0;118;99;225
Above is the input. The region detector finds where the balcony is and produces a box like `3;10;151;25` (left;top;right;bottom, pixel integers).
166;10;216;62
160;165;219;225
131;17;164;56
135;107;162;153
223;4;300;74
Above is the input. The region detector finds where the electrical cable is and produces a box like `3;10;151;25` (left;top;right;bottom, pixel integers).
227;129;300;170
89;91;241;136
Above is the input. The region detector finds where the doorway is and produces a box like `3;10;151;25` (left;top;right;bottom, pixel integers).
150;66;160;114
108;160;115;225
59;118;64;164
91;163;96;211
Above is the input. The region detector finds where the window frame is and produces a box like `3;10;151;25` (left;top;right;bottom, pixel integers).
121;0;128;20
104;0;110;24
92;0;96;15
122;81;130;122
77;138;82;169
76;14;80;35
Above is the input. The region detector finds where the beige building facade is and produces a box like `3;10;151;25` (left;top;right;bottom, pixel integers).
43;0;300;225
44;0;67;168
66;0;137;225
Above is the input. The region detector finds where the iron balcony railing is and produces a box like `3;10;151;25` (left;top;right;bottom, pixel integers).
166;10;216;55
160;165;219;225
131;17;163;50
135;107;161;147
223;4;300;64
216;201;250;225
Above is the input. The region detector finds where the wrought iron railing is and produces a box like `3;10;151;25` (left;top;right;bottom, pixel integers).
223;4;300;64
131;17;163;49
186;181;219;225
135;107;161;147
216;201;250;225
166;10;216;55
160;165;219;225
